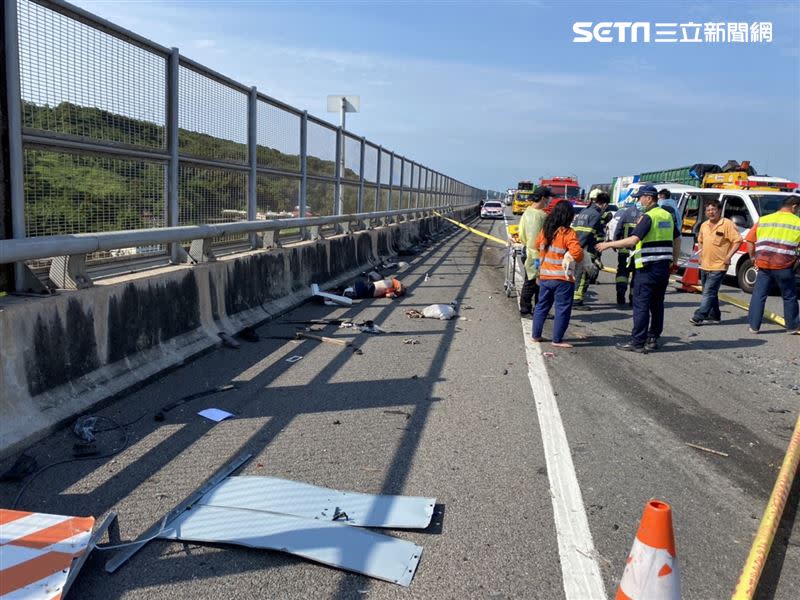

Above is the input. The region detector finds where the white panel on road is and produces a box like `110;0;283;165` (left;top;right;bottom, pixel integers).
198;476;436;529
159;505;423;586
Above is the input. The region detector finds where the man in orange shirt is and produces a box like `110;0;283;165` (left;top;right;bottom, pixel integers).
689;198;742;325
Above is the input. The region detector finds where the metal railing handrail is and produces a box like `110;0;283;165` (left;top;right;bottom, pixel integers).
0;206;460;264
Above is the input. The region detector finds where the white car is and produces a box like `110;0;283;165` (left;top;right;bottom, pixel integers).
481;201;504;219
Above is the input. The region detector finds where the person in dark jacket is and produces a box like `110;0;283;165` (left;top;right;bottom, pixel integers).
571;190;610;307
612;201;642;305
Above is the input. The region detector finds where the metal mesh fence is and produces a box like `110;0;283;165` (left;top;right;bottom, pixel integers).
256;100;300;171
380;150;391;187
341;184;359;214
363;143;378;184
6;0;480;284
364;184;378;212
306;120;336;178
18;0;166;148
377;188;390;212
179;65;248;163
392;156;402;186
256;173;299;217
178;164;247;236
343;134;360;181
23;148;166;266
306;179;335;216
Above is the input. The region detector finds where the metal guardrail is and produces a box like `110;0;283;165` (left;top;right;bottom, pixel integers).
0;207;450;264
2;0;483;292
0;206;465;291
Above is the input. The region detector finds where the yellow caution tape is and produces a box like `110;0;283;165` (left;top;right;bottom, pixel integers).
732;414;800;600
601;267;786;327
434;211;508;246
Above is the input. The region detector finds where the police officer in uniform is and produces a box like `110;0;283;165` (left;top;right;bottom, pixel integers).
597;185;680;352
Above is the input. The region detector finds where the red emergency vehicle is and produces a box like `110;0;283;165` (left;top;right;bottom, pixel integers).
540;176;583;212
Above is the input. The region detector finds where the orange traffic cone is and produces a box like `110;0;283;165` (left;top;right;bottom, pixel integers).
616;499;680;600
680;245;701;293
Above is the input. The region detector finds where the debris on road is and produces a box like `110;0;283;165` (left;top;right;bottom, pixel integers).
109;465;435;587
403;338;420;345
406;309;424;319
159;384;237;415
0;453;38;482
359;320;385;334
686;442;729;457
286;355;303;363
239;327;260;342
311;283;353;307
422;304;456;320
384;409;412;420
198;408;235;422
543;352;555;358
295;332;350;347
767;407;791;414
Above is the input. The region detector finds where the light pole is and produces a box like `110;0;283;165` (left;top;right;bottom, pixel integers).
327;95;360;215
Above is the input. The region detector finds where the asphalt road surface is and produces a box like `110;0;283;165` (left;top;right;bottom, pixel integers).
1;210;797;599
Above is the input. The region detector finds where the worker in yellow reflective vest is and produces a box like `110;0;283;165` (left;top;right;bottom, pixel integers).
596;185;680;352
745;195;800;334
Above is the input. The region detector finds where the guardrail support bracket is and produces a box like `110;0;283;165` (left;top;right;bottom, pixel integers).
49;255;92;290
306;226;323;241
259;230;281;250
188;238;216;263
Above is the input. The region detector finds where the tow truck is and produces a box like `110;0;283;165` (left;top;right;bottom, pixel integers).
512;181;536;215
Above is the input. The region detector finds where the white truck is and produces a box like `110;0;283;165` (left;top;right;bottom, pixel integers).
675;189;799;293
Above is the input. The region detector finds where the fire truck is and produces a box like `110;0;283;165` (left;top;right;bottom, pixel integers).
539;176;583;212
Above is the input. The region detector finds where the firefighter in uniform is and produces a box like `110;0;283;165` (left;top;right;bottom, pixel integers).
611;199;642;306
571;190;610;307
597;185;680;352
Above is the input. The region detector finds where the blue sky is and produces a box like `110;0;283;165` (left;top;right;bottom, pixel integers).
73;0;799;192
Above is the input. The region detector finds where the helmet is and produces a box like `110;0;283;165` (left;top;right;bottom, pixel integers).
588;188;602;200
631;184;658;198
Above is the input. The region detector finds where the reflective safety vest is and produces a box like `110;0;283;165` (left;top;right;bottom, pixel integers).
754;211;800;271
634;207;674;269
536;226;584;281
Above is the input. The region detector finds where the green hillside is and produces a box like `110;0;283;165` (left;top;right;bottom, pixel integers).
22;102;371;237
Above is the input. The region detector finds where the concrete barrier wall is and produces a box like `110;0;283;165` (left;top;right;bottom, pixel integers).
0;209;475;457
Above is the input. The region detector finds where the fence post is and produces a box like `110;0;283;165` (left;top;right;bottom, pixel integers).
299;110;308;238
334;126;342;218
375;146;382;211
387;151;394;211
357;137;365;214
247;86;258;247
4;0;25;290
398;157;405;210
166;47;180;262
422;168;431;208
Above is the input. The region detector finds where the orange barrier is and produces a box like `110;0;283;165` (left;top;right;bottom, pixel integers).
0;509;95;598
680;248;701;293
616;499;680;600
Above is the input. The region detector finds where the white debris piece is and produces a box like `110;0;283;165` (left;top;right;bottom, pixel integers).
422;304;456;320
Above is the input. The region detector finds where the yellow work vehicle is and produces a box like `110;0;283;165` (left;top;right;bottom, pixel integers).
512;180;536;215
701;160;798;192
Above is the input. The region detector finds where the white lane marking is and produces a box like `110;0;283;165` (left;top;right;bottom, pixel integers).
497;215;607;599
